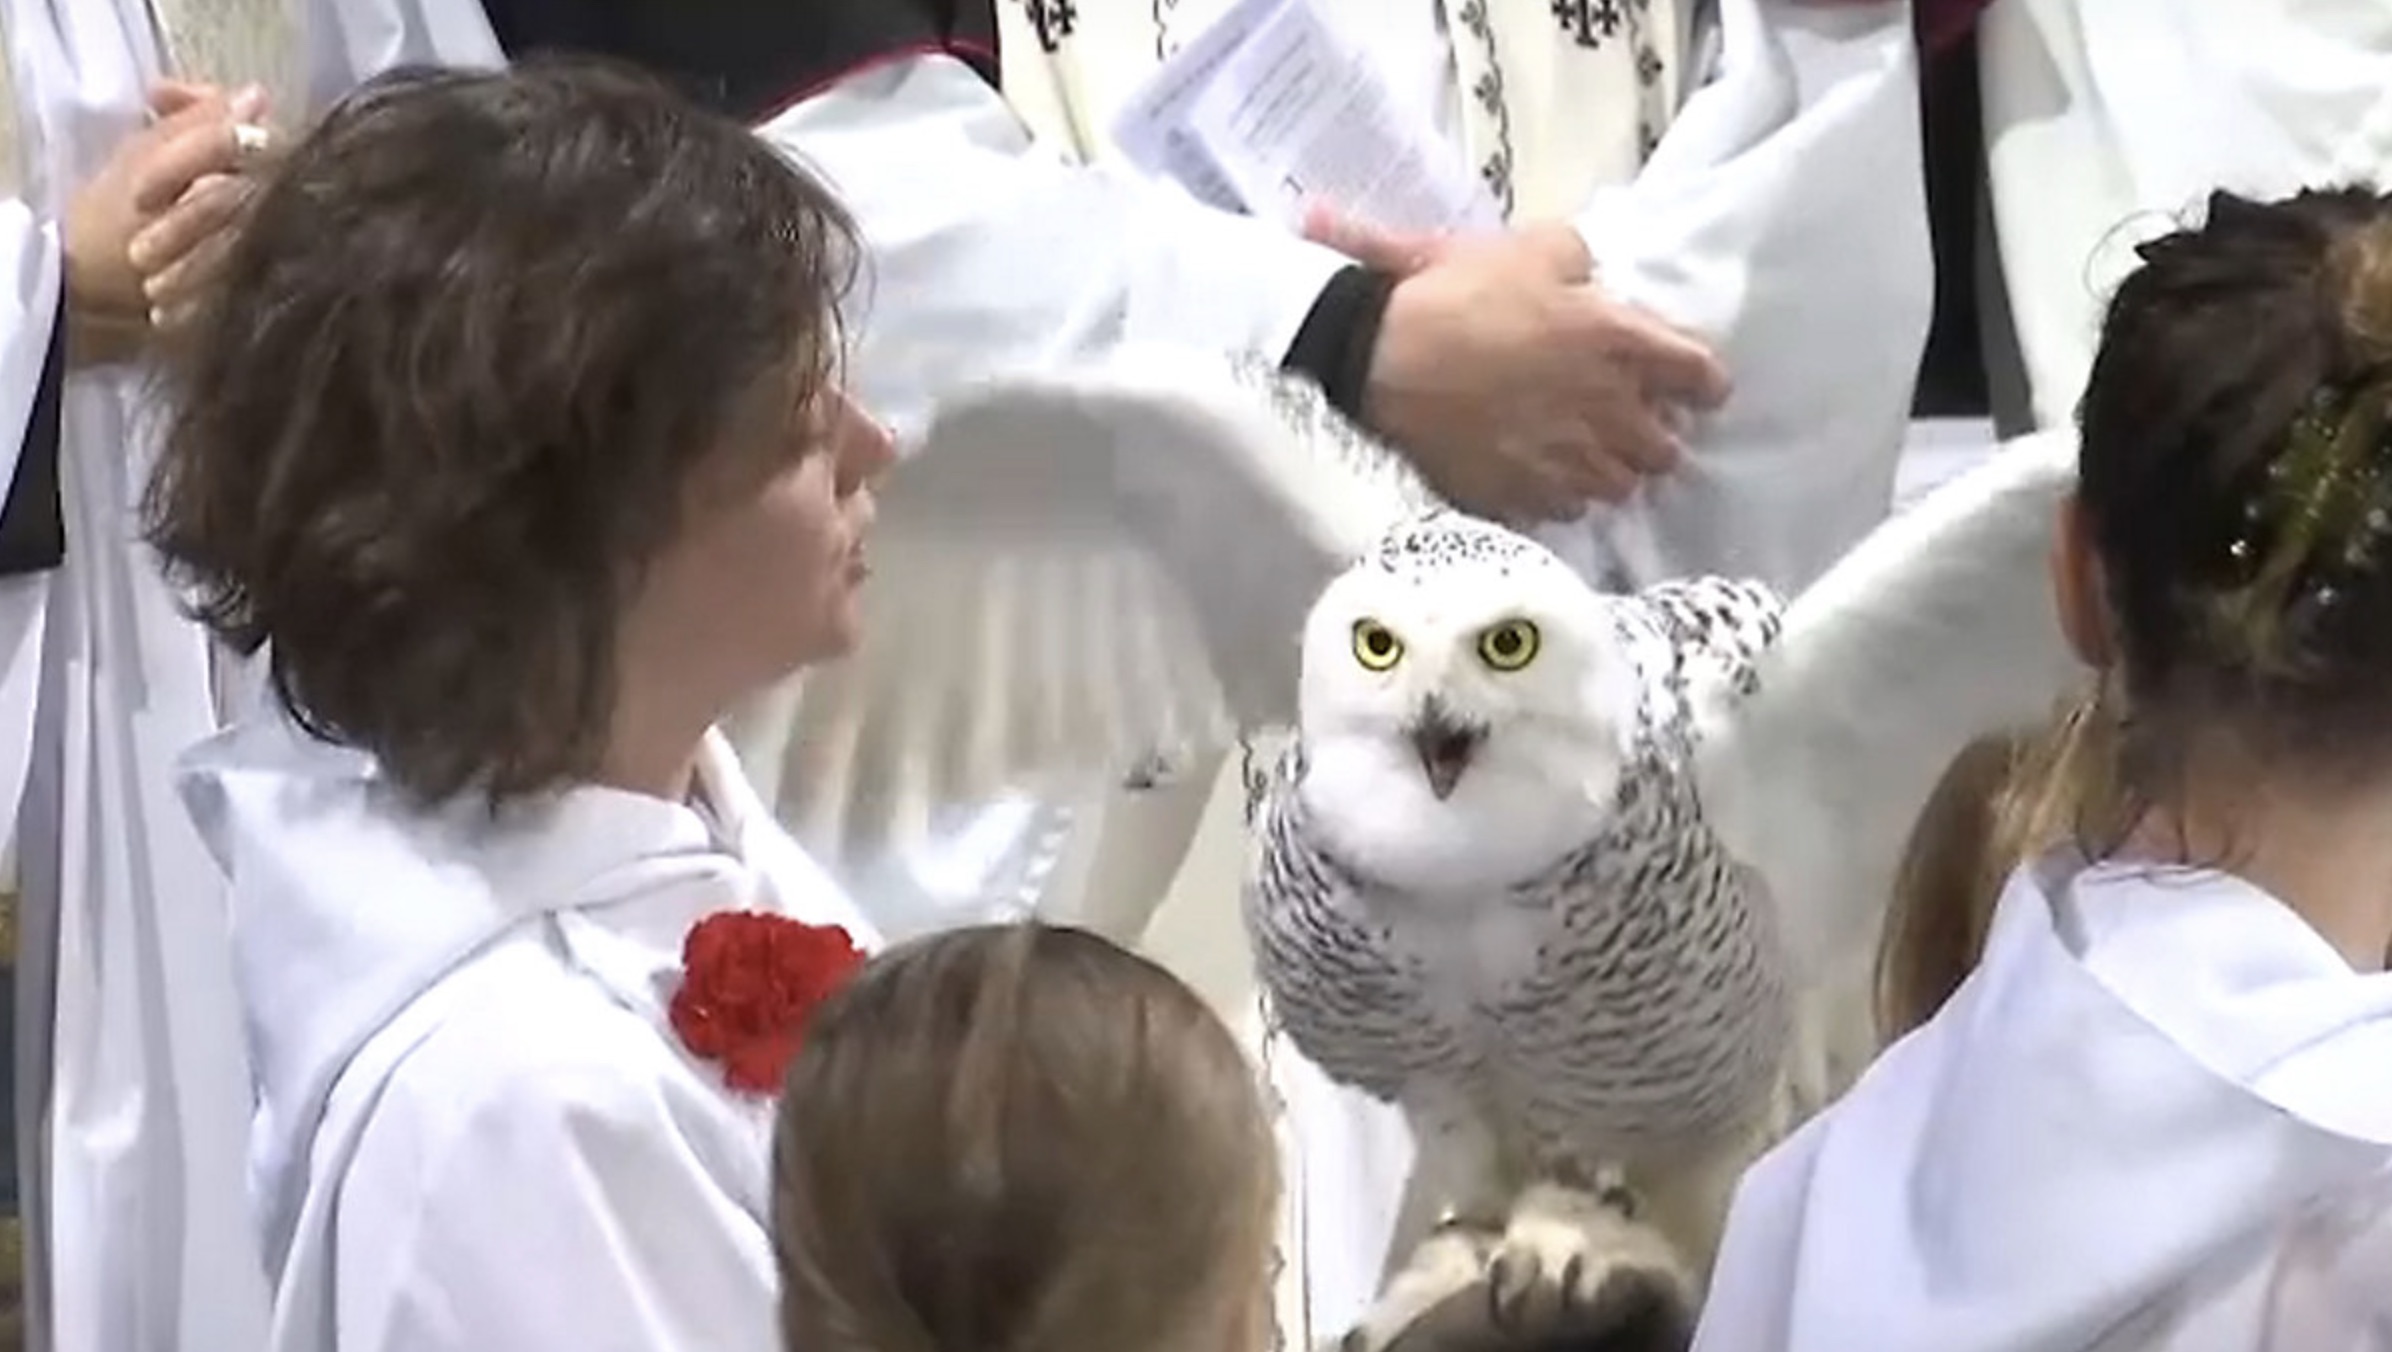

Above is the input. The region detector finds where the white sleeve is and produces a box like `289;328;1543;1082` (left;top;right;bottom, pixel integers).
337;1043;780;1352
754;55;1350;438
1565;0;1932;595
304;0;506;108
0;203;60;503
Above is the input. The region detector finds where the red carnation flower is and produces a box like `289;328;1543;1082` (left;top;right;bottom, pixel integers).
668;910;866;1095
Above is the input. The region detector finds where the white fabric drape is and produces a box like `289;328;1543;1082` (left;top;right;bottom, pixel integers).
1982;0;2392;433
1568;0;1927;592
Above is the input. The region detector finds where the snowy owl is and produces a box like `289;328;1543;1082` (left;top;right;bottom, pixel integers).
734;350;2086;1351
1247;510;1790;1306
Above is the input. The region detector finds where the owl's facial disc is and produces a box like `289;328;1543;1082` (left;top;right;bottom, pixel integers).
1408;697;1486;800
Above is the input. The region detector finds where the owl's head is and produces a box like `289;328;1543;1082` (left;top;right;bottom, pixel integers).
1295;516;1631;893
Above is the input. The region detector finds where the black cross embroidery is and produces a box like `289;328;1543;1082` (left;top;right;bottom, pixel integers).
1021;0;1079;52
1551;0;1628;48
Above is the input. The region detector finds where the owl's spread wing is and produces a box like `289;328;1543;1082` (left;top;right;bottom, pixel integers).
732;349;1438;865
1693;430;2085;989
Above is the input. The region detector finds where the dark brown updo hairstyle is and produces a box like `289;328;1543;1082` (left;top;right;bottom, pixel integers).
145;60;855;805
2078;186;2392;804
775;923;1280;1352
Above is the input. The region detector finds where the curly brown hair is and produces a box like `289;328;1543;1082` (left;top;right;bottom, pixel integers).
145;59;856;804
775;923;1280;1352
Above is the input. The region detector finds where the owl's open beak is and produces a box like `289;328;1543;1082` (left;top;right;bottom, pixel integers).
1409;702;1485;800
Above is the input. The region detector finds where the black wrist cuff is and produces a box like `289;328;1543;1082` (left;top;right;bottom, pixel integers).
1282;264;1398;426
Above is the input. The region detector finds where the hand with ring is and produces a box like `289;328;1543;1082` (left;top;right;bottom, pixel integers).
63;81;274;366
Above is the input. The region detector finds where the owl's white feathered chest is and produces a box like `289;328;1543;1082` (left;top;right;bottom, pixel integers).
1248;746;1788;1169
1369;888;1553;1028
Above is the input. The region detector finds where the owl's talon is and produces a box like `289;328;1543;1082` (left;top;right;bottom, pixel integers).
1366;1200;1696;1352
1486;1246;1543;1327
1483;1182;1698;1348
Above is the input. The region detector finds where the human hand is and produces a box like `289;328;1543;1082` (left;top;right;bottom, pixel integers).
1304;205;1729;523
64;81;270;365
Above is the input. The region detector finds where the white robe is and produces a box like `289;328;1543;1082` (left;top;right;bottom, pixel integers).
177;705;881;1352
5;3;501;1349
1692;852;2392;1351
1982;0;2392;432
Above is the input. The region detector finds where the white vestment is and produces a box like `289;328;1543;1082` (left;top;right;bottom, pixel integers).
1693;852;2392;1351
1982;0;2392;432
4;3;501;1348
178;706;881;1352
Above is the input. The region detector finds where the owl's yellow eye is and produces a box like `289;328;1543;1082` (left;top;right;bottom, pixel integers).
1477;619;1541;672
1351;619;1405;671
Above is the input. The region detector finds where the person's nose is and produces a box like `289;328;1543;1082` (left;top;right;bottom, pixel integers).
834;390;896;489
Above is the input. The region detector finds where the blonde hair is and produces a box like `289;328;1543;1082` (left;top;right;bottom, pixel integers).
774;923;1279;1352
1874;694;2131;1042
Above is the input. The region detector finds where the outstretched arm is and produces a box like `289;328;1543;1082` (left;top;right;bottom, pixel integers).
760;49;1719;527
756;54;1359;439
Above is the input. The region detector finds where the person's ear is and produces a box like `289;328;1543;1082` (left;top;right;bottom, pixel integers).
2049;494;2115;669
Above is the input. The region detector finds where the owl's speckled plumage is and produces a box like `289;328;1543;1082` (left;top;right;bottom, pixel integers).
1245;515;1790;1189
